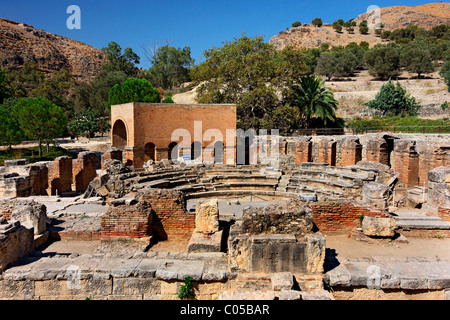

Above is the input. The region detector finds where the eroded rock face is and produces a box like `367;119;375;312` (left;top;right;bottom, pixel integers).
362;216;396;237
0;18;105;82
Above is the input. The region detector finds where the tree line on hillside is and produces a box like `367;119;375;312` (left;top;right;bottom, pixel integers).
0;21;449;151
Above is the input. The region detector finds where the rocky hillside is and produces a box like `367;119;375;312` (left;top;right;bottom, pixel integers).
0;18;105;82
269;2;450;50
355;2;450;30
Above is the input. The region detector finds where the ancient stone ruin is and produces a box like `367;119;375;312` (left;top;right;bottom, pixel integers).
0;129;449;300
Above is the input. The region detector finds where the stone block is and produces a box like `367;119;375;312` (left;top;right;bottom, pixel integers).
112;277;159;296
271;272;294;291
278;289;301;300
133;259;160;278
363;183;389;199
0;225;34;273
323;264;351;287
194;199;219;235
362;216;396;237
187;230;223;253
428;166;450;183
11;201;47;235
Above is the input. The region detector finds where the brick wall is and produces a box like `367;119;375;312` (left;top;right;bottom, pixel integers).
101;201;152;238
110;103;237;169
318;139;336;166
311;201;385;234
341;139;362;167
366;139;389;166
46;156;73;195
438;207;450;222
394;141;419;188
100;189;194;241
296;141;312;164
141;189;194;240
72;152;97;192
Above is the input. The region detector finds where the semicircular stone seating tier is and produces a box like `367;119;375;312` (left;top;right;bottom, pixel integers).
89;162;381;202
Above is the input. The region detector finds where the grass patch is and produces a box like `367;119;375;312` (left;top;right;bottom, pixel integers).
0;146;74;166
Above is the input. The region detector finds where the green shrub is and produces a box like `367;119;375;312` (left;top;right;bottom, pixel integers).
178;276;194;299
292;21;302;28
312;18;323;27
366;80;421;117
162;96;175;103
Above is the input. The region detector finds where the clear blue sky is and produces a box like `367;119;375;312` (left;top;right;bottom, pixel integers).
1;0;437;68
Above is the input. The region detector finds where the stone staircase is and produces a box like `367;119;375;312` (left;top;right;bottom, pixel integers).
390;207;450;231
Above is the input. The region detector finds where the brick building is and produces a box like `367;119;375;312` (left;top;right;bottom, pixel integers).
110;102;237;169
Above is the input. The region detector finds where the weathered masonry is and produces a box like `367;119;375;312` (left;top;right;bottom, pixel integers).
110;103;237;170
0;152;97;197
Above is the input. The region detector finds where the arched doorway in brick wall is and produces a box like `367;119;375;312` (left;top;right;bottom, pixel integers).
112;120;127;150
168;142;179;160
144;142;156;162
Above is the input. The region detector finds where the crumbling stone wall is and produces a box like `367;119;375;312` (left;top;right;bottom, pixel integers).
0;160;48;197
416;142;450;187
101;147;123;170
72;152;97;192
101;188;194;242
291;134;449;190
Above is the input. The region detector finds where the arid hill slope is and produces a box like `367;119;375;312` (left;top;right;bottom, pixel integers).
269;2;450;50
355;2;450;30
0;18;105;82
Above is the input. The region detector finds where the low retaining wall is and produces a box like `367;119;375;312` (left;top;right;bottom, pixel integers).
0;252;324;300
311;201;386;234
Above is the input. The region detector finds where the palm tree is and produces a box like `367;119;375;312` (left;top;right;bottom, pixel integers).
290;74;338;128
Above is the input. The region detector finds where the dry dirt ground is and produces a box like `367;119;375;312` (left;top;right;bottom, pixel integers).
325;235;450;261
40;235;450;262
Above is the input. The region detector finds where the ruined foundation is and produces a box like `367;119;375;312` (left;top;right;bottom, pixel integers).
0;132;449;300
